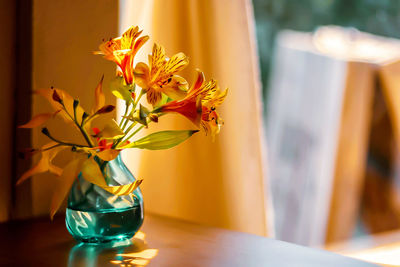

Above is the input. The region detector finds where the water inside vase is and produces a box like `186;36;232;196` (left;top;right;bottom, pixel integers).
66;204;143;243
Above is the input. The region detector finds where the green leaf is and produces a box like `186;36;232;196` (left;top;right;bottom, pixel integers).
110;76;133;103
118;130;199;150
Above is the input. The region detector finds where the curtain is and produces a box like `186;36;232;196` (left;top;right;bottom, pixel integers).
120;0;271;236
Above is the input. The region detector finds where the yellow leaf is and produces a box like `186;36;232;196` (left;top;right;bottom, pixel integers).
93;75;105;113
81;157;142;196
48;165;63;176
81;157;108;187
17;142;65;185
96;149;120;161
104;180;143;196
18;110;60;128
94;119;125;140
50;154;86;219
35;88;86;125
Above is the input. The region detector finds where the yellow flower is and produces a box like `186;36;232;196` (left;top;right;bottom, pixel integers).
134;43;189;106
200;86;228;140
95;26;149;84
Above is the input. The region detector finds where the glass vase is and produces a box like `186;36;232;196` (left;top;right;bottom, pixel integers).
65;154;144;243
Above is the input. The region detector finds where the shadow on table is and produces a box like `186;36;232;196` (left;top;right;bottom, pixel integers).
67;232;158;267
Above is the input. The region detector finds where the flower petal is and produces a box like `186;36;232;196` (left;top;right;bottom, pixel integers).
50;154;86;219
96;149;120;162
205;88;228;108
35;88;86;125
95;39;122;64
16;142;66;185
161;99;202;126
133;36;150;56
94;119;125;140
202;110;223;141
150;43;166;73
134;62;150;89
162;75;188;101
121;26;140;49
146;88;163;106
18;111;59;128
81;157;108;187
189;70;205;95
164;52;189;74
93;75;105;113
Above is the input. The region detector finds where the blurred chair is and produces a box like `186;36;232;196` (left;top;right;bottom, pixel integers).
267;26;400;246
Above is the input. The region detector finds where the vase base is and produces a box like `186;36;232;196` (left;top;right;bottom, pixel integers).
71;233;135;244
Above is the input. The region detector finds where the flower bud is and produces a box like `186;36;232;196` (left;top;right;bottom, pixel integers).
41;127;50;137
82;112;89;122
52;89;62;104
96;105;115;114
149;114;159;123
73;99;80;109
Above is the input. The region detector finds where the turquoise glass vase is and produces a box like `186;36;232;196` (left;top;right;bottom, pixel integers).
65;154;144;243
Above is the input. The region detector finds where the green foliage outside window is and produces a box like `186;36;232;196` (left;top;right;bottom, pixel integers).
253;0;400;104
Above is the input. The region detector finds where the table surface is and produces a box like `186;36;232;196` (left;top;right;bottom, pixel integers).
0;213;378;267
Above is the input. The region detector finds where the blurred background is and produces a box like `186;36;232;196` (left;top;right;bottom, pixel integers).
2;0;400;265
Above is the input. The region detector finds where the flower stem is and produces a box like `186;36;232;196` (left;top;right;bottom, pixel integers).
121;125;144;144
40;144;62;152
119;102;130;130
79;126;95;147
113;89;146;148
41;129;88;148
61;103;94;147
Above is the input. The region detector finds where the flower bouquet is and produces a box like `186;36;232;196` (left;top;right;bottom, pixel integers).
18;26;227;243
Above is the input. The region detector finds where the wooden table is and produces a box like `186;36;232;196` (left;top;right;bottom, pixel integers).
0;214;378;266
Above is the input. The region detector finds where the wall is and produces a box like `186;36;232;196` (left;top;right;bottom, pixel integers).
0;0;15;222
31;0;118;216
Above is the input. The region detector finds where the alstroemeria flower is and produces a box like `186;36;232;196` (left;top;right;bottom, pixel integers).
159;71;228;139
200;87;228;139
94;26;149;84
134;43;189;106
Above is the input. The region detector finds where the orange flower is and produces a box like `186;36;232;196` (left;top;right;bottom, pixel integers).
159;71;227;139
134;43;189;106
95;26;149;84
